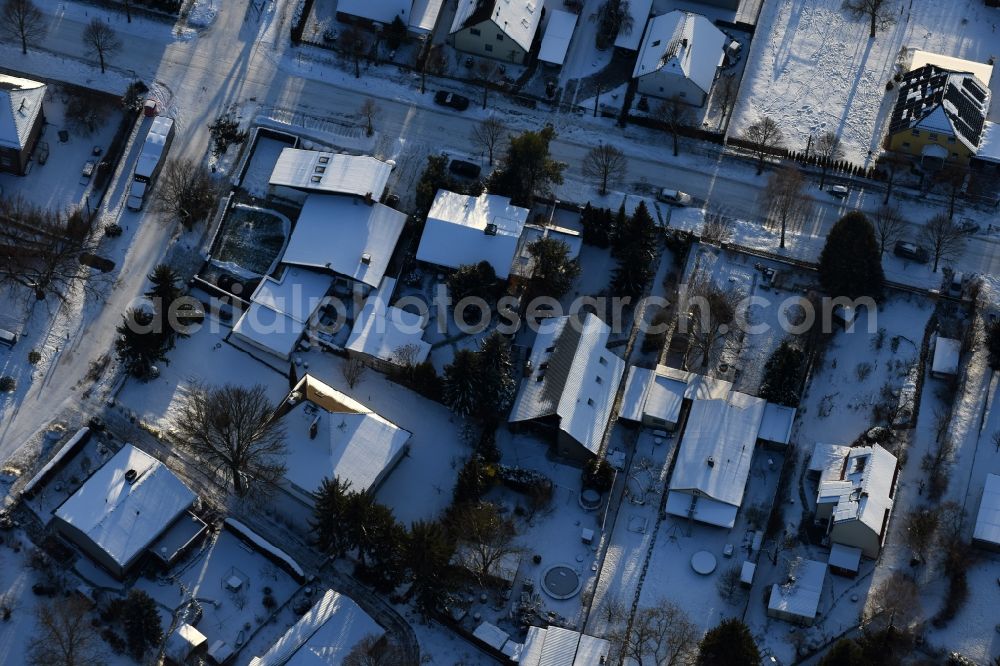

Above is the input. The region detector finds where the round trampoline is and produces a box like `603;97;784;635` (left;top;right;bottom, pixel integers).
541;563;582;600
579;489;602;511
691;551;717;575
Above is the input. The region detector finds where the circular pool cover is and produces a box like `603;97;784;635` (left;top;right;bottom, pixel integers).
541;564;582;600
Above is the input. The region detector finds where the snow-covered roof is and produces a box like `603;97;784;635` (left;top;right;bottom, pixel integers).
613;0;652;50
0;74;45;151
666;391;766;527
889;65;992;153
473;621;510;650
248;589;383;666
336;0;409;25
510;224;582;279
973;473;1000;547
165;624;207;664
231;268;334;360
515;625;610;666
758;403;795;445
909;50;993;89
683;372;731;400
283;194;406;288
977;122;1000;164
828;543;862;573
509;314;626;457
632;11;726;95
417;190;528;279
450;0;543;54
767;558;826;622
283;375;410;496
618;364;686;425
409;0;444;32
817;444;897;535
269;148;392;198
538;10;578;65
54;445;196;571
346;277;430;365
932;336;961;376
808;442;851;475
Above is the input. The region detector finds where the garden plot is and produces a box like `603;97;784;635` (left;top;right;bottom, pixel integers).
796;295;933;448
209;204;291;278
135;527;301;655
238;134;296;197
732;0;999;164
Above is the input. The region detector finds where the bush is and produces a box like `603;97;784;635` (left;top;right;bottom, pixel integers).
582;458;614;492
104;223;123;238
758;340;804;406
818;212;884;301
28;351;41;364
0;377;15;393
262;594;276;610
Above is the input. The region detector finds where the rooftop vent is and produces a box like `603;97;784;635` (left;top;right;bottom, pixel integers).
706;456;715;468
485;223;498;236
124;469;138;484
361;253;372;265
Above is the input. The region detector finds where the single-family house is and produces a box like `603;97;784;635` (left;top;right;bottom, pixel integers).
248;589;384;666
52;445;197;578
767;558;827;626
336;0;444;35
346;277;430;371
513;625;611;666
416;190;529;279
815;444;899;558
664;390;766;528
631;11;726;106
886;54;993;167
0;74;46;175
276;375;410;508
268;148;393;202
509;314;626;463
973;473;1000;551
449;0;542;64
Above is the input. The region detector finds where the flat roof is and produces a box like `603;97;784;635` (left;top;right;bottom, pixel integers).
613;0;652;50
758;403;796;445
346;277;430;364
269;148;392;198
54;445;195;570
768;558;826;621
249;589;383;666
538;10;578;65
336;0;409;26
283;194;407;288
932;336;961;376
809;442;852;475
828;543;862;572
973;473;1000;546
409;0;443;32
619;366;654;422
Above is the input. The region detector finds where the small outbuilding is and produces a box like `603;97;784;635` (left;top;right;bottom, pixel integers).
538;10;578;66
767;558;827;626
931;336;961;379
165;623;207;665
973;473;1000;551
757;403;796;447
827;543;863;577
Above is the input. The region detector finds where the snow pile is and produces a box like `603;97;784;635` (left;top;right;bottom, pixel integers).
186;0;218;28
732;0;999;164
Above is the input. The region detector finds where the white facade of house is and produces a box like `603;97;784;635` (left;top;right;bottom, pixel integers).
449;0;542;64
632;11;726;105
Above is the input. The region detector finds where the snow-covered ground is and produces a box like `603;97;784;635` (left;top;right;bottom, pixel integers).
732;0;1000;165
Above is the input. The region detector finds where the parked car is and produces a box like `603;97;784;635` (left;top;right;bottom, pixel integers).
656;188;692;206
893;241;929;263
80;160;95;184
36;141;49;165
828;184;849;198
434;91;470;111
79;252;115;273
449;159;481;179
958;219;979;234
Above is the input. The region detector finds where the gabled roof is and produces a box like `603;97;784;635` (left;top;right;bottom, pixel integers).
888;64;991;153
632;11;726;95
613;0;652;50
509;314;625;456
337;0;410;25
768;558;826;621
514;625;611;666
538;10;578;65
269;148;392;198
0;74;45;151
450;0;543;53
283;375;411;496
54;445;195;570
417;190;528;279
817;444;897;535
249;589;383;666
973;473;1000;547
346;277;430;364
283;194;406;288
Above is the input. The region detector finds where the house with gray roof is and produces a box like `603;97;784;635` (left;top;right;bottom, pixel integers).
631;11;726;106
449;0;543;64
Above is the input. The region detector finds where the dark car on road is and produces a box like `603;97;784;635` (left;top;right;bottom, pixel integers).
449;159;481;179
434;91;471;111
893;241;929;263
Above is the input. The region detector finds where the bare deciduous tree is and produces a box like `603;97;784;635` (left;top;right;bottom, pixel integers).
173;383;287;497
451;502;519;589
715;74;739;129
701;206;733;245
475;59;495;110
903;507;939;563
358;98;379;137
716;564;742;601
613;601;697;666
156;159;224;228
919;213;966;272
343;634;403;666
814;131;844;190
471;116;507;167
659;95;692;157
679;276;743;370
28;598;106;666
418;43;446;94
877;152;908;203
760;163;810;248
872;204;906;256
343;357;366;388
582;143;628;195
1;0;44;55
82;19;121;74
339;26;369;78
844;0;896;38
935;167;969;220
864;572;921;632
741;116;784;174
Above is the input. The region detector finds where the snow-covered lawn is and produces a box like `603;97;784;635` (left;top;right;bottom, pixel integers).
732;0;999;164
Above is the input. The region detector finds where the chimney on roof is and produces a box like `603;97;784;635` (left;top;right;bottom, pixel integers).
364;192;373;205
361;253;372;265
309;416;320;440
682;38;688;48
706;456;715;467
